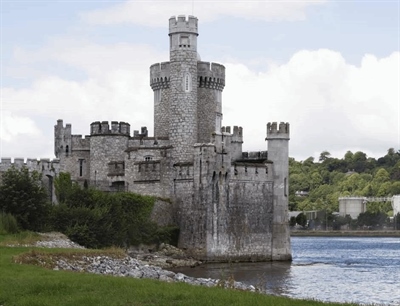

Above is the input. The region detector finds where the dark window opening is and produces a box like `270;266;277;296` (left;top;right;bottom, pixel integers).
79;159;84;177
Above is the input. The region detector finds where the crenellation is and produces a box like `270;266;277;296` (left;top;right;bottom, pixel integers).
101;121;109;133
14;158;24;168
241;151;268;160
266;122;290;139
90;121;101;134
150;62;171;90
111;121;119;133
90;121;130;136
169;15;198;35
0;158;59;174
120;122;130;135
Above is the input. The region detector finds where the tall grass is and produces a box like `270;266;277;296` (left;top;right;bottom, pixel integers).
0;231;40;246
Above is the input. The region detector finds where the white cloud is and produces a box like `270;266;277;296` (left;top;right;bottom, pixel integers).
2;35;399;161
81;0;327;27
0;111;47;159
0;111;40;142
222;50;400;160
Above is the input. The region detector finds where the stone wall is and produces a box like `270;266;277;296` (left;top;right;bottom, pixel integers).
89;135;129;188
0;158;60;203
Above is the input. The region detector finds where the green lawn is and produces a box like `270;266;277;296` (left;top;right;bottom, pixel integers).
0;238;358;306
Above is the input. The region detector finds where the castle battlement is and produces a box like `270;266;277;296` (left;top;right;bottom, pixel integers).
0;157;60;173
266;122;290;139
221;126;243;143
90;121;130;136
241;151;269;160
197;61;225;90
169;15;198;35
221;125;243;143
150;62;170;90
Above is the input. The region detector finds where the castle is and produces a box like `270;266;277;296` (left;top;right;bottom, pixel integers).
2;15;291;261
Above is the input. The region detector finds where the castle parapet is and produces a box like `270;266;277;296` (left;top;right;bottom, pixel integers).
0;158;60;174
90;121;130;136
197;62;225;90
241;151;268;160
266;122;290;140
150;62;171;90
169;15;198;35
14;158;25;168
221;126;243;143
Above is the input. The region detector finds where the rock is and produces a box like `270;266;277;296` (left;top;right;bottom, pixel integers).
16;232;258;293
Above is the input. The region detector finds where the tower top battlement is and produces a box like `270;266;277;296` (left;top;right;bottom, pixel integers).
169;15;198;35
266;122;290;140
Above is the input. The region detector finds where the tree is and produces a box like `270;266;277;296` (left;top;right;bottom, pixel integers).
296;213;308;228
357;211;387;229
0;166;50;231
319;151;331;162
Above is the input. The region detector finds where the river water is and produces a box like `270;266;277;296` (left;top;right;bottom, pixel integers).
173;237;400;305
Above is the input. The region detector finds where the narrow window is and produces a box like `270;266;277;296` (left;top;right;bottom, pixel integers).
79;159;84;177
65;145;69;154
284;177;287;197
184;72;191;92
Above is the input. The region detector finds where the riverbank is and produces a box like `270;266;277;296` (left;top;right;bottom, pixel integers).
291;230;400;237
0;232;359;306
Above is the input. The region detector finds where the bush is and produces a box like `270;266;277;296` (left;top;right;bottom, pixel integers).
0;166;51;231
52;176;177;249
0;212;19;234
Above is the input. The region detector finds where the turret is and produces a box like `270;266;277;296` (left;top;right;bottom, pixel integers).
150;62;171;138
169;15;198;52
266;122;291;260
197;62;225;143
54;119;72;158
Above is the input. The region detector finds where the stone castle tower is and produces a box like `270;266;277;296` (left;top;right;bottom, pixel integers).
31;15;292;261
151;16;225;161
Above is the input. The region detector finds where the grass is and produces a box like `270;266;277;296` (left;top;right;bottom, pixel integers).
0;231;41;246
0;234;359;306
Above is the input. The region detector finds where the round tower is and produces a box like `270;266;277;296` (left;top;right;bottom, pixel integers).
168;15;199;162
150;62;170;138
197;62;225;143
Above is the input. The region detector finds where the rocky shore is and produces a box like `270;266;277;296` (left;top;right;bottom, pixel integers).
52;254;255;291
19;232;257;292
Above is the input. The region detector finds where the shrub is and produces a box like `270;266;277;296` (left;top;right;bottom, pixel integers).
52;175;177;248
0;166;50;231
0;212;19;234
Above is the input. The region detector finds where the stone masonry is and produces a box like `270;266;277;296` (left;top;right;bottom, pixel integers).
2;15;292;262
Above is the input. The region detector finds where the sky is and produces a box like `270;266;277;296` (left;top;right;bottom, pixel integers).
1;0;399;162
